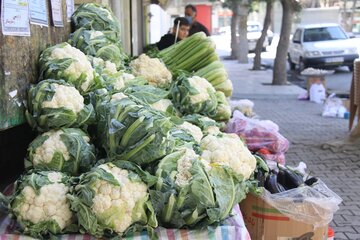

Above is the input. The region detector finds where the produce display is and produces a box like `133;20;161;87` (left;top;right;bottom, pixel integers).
0;3;341;240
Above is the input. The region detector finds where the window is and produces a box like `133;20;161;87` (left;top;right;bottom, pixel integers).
293;29;302;43
247;24;261;32
303;26;348;42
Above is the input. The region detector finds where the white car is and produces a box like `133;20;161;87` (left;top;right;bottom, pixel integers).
288;24;359;71
247;21;271;51
219;22;273;51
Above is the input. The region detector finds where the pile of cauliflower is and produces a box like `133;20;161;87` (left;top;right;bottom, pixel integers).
3;3;264;239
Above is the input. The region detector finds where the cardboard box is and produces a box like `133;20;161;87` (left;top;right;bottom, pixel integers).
342;98;350;111
240;193;328;240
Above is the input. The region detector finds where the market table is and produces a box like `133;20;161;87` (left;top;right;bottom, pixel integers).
0;164;251;240
0;203;250;240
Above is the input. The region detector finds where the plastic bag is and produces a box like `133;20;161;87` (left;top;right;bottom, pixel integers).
322;94;347;118
262;179;342;228
257;151;286;165
225;111;289;164
309;83;326;104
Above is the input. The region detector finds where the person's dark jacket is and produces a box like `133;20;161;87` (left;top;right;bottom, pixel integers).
189;21;210;36
156;34;182;50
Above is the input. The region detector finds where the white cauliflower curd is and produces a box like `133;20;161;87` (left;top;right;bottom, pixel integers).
12;172;73;232
111;92;128;101
200;133;256;180
174;148;199;187
42;83;84;113
150;99;173;113
188;76;216;104
90;163;148;234
32;130;70;165
48;43;95;92
178;121;203;143
129;54;172;88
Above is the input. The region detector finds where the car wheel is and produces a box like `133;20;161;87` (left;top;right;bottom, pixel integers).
349;65;354;72
288;54;296;71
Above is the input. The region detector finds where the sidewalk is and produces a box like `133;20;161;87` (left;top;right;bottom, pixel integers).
223;59;360;240
223;60;306;99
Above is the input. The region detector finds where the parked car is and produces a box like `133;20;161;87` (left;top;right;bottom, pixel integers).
247;21;272;51
288;24;359;71
218;22;273;51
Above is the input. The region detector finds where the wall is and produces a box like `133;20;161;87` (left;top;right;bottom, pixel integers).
296;7;340;27
149;4;171;44
196;4;212;34
0;0;71;130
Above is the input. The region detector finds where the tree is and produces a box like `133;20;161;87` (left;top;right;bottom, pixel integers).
301;0;321;7
237;0;250;63
211;0;240;59
253;0;273;70
350;0;358;32
228;0;240;59
272;0;301;85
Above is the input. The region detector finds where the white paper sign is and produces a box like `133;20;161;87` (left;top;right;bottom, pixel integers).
29;0;48;26
1;0;31;36
66;0;74;22
50;0;63;27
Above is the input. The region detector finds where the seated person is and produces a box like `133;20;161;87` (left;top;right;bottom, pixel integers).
156;17;190;50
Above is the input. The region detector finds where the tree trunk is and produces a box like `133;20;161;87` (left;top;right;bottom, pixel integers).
253;0;273;70
343;0;349;31
230;2;240;59
310;0;320;7
272;0;295;85
350;0;357;32
237;0;249;63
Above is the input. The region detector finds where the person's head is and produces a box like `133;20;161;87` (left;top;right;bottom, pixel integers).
185;4;197;25
172;17;190;40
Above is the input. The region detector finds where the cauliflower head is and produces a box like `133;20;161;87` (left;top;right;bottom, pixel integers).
91;163;148;234
25;80;95;131
26;128;96;175
130;54;172;88
10;171;74;237
171;74;218;117
42;83;84;113
200;133;256;180
178;121;203;143
68;161;157;237
188;76;216;104
40;42;98;93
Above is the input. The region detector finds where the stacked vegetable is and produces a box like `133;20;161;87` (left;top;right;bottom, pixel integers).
0;3;260;239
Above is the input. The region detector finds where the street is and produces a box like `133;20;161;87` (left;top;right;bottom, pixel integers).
211;34;356;96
